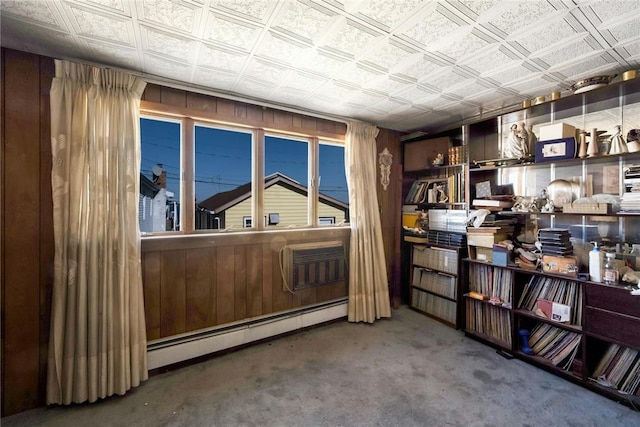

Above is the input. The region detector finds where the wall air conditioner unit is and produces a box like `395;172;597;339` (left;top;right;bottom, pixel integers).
281;241;346;291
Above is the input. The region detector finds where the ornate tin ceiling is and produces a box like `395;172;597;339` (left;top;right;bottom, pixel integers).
2;0;640;132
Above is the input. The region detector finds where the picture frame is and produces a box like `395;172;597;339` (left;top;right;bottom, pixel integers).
535;137;577;163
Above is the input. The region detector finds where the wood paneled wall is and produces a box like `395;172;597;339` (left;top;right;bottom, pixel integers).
0;47;402;416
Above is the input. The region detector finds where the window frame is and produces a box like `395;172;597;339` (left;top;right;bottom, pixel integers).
139;105;347;237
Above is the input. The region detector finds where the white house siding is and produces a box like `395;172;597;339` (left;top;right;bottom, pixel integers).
225;183;346;228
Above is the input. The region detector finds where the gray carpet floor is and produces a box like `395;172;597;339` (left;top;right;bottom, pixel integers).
3;306;640;427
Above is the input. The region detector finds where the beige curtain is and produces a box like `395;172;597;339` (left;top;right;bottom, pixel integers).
345;121;392;323
47;60;148;404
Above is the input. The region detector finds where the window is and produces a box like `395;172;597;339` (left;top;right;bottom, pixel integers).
139;117;182;233
139;112;348;235
319;142;349;225
265;135;309;227
194;125;252;230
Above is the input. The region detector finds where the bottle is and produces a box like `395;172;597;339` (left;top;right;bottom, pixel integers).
589;243;602;283
603;253;619;285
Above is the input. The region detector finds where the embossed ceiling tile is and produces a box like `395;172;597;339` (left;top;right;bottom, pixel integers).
552;55;617;81
255;32;313;66
479;0;559;36
419;67;470;91
139;0;196;34
343;0;425;29
213;0;273;22
588;1;640;26
509;15;582;55
66;4;133;45
375;76;414;96
204;12;261;50
198;45;247;72
348;89;387;105
454;0;501;18
534;36;602;68
244;59;289;84
1;0;59;26
395;55;445;80
359;39;416;72
606;16;640;43
86;41;139;69
282;71;327;92
445;80;492;98
317;81;361;100
508;75;559;96
300;50;349;77
141;26;194;62
272;1;334;42
235;77;278;99
371;97;411;114
192;67;238;89
335;63;384;87
436;30;491;61
619;38;640;58
0;18;80;56
321;20;380;57
402;7;460;47
461;46;518;76
486;63;538;85
144;53;192;80
82;0;128;14
268;88;310;105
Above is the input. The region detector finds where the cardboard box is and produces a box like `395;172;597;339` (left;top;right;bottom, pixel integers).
542;255;579;276
467;229;508;248
536;299;571;322
469;245;493;262
539;123;576;141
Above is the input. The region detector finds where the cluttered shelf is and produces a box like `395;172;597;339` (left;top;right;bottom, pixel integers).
512;308;583;333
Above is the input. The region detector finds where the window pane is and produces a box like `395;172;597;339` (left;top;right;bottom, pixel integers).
139;117;181;232
195;125;252;230
265;135;308;226
319;143;349;225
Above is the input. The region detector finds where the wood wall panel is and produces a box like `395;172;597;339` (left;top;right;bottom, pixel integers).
246;244;263;318
186;92;216;113
142;84;161;103
143;252;161;340
216;247;235;324
160;87;187;108
38;55;55;410
160;251;186;336
185;248;216;331
2;48;44;415
262;242;273;314
233;246;247;321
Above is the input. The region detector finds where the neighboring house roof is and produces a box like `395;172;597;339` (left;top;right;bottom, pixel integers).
140;174;160;198
198;172;348;213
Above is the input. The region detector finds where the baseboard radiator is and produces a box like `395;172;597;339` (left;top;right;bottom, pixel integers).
281;241;346;291
147;299;347;370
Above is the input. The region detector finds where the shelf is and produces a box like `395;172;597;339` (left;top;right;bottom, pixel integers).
406;163;466;175
463;295;511;311
463;329;511;350
464;258;589;283
512;308;582;332
411;265;457;278
409;306;456;329
586;381;640;406
513;351;583;380
411;285;456;302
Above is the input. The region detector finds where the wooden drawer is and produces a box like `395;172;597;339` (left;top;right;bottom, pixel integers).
585;283;640;319
584;307;640;348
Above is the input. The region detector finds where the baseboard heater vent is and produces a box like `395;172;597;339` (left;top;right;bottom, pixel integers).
282;241;346;291
147;299;347;370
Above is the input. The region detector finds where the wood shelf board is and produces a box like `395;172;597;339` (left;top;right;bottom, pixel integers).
411;285;457;302
512;308;583;332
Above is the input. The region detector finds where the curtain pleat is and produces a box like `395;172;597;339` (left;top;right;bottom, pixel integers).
47;59;148;404
345;121;392;323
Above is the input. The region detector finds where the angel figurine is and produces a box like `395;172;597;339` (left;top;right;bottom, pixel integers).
503;123;529;158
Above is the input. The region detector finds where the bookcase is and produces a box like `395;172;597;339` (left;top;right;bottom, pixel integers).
401;128;467;328
408;241;464;327
402;75;640;407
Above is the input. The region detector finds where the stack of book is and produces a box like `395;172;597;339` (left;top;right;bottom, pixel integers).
538;228;573;256
528;323;582;369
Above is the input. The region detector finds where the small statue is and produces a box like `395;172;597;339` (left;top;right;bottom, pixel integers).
432;153;444;166
435;183;448;203
503;123;529;159
609;125;628;155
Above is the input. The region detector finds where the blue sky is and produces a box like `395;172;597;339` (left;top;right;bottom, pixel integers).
140;118;348;203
